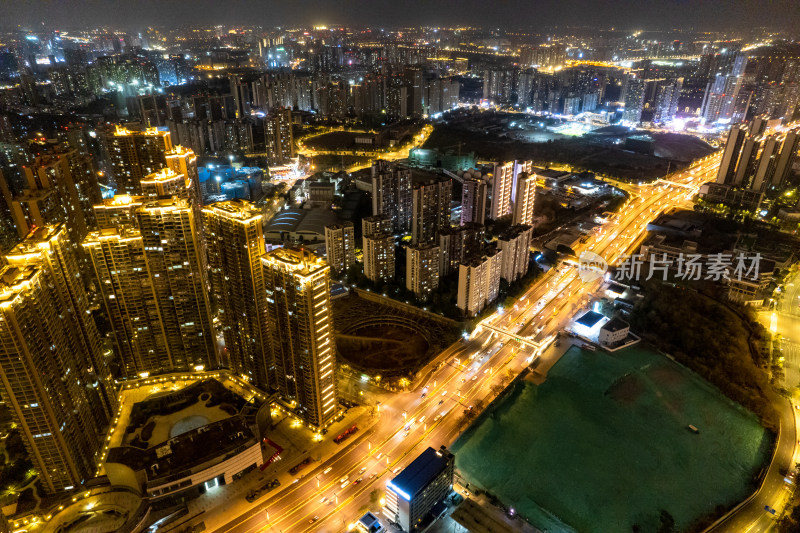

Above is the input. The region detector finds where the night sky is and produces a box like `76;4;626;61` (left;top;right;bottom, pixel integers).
3;0;800;31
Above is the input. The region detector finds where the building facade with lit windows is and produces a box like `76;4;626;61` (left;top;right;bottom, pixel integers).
264;108;295;165
203;200;273;390
16;151;97;246
410;176;452;246
385;446;454;532
83;226;167;377
0;225;116;494
490;160;530;220
512;172;536;226
456;247;504;317
460;174;488;226
104;126;173;195
135;197;217;371
262;248;337;428
93;194;144;229
363;215;395;283
324;221;356;274
405;243;440;301
371;160;412;233
498;224;533;283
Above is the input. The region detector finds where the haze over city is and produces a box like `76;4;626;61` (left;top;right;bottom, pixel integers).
4;0;800;30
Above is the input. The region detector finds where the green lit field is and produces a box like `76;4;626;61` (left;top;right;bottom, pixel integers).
451;345;772;532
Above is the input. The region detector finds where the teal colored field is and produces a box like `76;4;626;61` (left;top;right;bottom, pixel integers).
451;345;772;532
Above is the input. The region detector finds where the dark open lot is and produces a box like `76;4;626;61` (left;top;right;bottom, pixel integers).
424;120;715;181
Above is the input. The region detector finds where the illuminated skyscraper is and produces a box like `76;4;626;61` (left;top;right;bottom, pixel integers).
751;135;781;192
362;215;395;283
264;108;295;165
262;248;337;428
623;76;645;124
715;125;748;185
93;194;144;229
136;197;216;370
490;161;514;220
83;226;167;377
105;126;173;195
410;176;452;245
701;53;747;124
140;167;199;203
773;130;800;188
363;233;395;284
0;225;116;494
371;160;412;233
165;145;202;203
732;137;761;187
362;214;393;237
457;247;503;317
512;172;536;226
498;225;533;282
438;224;485;277
0;169;19;252
324;221;356;274
12;152;97;248
461;174;488;226
405;243;440;301
204;200;272;389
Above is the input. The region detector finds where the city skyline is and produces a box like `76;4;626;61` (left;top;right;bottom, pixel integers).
2;7;800;532
1;0;800;32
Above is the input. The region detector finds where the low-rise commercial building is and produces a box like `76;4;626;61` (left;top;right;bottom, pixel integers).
598;318;630;346
385;446;454;532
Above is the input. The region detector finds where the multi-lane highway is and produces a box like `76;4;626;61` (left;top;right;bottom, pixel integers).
206;153;726;533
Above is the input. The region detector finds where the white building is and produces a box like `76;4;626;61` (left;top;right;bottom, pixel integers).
456;248;503;317
488;160;528;220
497;224;532;282
512;172;536;226
598;317;630;346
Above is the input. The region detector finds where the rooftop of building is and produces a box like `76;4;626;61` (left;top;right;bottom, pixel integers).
112;125;169;137
8;224;65;255
141;167;185;184
105;378;256;481
265;207;339;238
601;317;630;333
576;310;605;329
357;511;382;532
263;247;329;275
83;225;142;242
411;168;450;186
0;266;40;301
326;221;354;231
389;446;453;500
13;187;56;201
203;199;262;221
107;415;255;483
440;223;485;236
537;168;572;179
644;210;739;255
498;224;532;241
140;196;192;211
96;194;145;209
407;242;441;252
